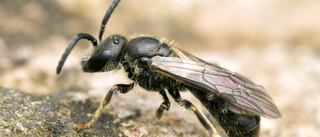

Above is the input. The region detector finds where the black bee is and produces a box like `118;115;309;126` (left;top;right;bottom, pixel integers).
57;0;281;136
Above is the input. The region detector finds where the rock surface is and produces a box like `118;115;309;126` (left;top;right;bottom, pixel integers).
0;87;127;136
0;87;213;137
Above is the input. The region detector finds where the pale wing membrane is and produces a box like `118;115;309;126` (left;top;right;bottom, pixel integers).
150;56;281;118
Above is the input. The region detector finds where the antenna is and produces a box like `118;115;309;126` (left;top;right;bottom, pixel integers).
56;33;97;74
98;0;121;42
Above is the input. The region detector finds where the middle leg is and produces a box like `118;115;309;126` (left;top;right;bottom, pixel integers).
168;88;220;137
156;89;170;119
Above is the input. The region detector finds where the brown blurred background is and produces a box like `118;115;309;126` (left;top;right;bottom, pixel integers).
0;0;319;136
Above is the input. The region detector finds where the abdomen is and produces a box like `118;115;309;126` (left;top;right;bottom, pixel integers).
188;87;260;137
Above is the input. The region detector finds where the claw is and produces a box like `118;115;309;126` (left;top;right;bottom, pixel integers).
75;124;90;131
156;102;170;119
156;107;164;119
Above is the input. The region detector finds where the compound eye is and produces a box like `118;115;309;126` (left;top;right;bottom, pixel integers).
102;50;112;57
86;50;112;72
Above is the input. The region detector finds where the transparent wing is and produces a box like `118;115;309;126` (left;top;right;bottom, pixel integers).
150;54;281;118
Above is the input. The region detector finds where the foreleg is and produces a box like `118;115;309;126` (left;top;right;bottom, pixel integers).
76;83;134;130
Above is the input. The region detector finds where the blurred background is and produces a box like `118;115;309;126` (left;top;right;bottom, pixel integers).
0;0;319;136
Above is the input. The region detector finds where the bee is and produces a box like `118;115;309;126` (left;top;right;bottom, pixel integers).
57;0;281;136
